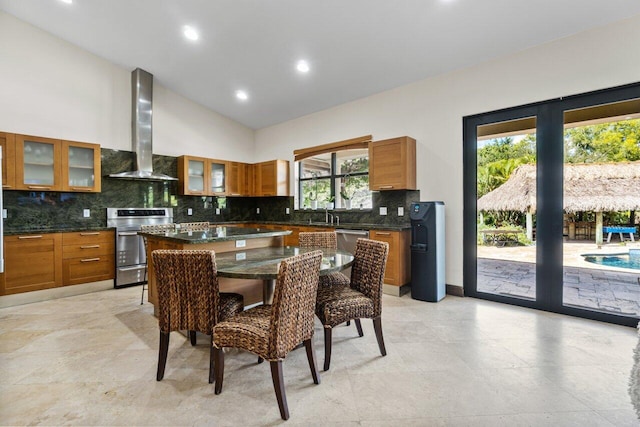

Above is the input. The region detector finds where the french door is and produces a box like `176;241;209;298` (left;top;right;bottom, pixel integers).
464;83;640;326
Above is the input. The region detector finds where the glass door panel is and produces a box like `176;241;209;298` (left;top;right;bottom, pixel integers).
187;159;205;193
476;117;537;302
23;140;55;186
67;145;95;187
210;160;227;194
562;100;640;318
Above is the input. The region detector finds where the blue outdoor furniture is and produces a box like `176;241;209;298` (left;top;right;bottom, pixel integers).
603;226;637;243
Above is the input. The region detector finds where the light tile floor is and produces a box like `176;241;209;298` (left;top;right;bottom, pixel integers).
0;287;639;426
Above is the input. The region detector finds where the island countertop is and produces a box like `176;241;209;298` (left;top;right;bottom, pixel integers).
139;226;291;244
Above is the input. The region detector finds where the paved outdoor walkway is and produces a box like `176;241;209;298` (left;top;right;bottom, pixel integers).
478;258;640;317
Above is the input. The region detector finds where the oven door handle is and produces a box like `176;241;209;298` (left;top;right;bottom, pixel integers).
118;231;140;236
118;265;146;271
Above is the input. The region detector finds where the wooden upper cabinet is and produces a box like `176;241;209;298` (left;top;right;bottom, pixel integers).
0;132;16;190
15;134;63;191
369;136;416;191
178;155;209;196
227;161;251;196
254;160;289;196
209;158;228;195
61;140;101;193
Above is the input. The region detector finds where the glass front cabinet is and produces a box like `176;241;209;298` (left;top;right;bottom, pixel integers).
15;134;63;191
62;141;101;192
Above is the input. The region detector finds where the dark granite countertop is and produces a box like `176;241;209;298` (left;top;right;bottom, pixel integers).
241;221;411;231
4;226;115;236
139;226;291;244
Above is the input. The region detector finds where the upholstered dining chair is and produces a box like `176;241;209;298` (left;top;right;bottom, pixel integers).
152;250;244;383
315;238;389;371
298;231;350;288
212;250;323;421
179;221;210;232
139;223;176;305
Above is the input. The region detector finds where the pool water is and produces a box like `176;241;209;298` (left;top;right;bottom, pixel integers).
582;251;640;270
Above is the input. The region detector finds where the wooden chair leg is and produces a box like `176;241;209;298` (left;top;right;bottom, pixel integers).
303;338;320;385
213;347;225;394
209;345;215;384
354;318;364;337
373;317;387;357
258;357;264;364
270;360;289;420
157;331;170;381
323;327;332;371
346;320;351;326
189;330;197;346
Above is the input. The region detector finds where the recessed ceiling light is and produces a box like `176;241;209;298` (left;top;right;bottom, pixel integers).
183;25;199;41
235;90;249;101
59;0;73;4
296;60;310;73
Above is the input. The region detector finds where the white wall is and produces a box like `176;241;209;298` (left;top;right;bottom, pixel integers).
255;15;640;289
0;11;254;160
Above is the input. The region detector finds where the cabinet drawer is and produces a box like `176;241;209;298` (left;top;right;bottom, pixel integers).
63;255;115;285
62;230;114;245
62;239;114;259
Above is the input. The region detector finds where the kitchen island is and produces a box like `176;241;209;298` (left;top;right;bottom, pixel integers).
141;226;291;308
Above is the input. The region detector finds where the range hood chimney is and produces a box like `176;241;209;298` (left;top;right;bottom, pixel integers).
109;68;177;181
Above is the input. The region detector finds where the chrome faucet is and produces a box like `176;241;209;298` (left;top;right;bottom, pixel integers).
335;215;340;226
325;209;334;224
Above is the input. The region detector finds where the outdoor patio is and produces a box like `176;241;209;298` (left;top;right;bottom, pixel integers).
478;241;640;317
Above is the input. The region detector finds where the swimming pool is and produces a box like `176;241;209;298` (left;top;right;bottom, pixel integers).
582;250;640;270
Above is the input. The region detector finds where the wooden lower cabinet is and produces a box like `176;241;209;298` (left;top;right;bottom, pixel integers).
369;229;411;287
62;230;115;285
1;230;115;296
2;233;63;295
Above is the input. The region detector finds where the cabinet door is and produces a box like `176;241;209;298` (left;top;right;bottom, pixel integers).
227;161;249;196
178;156;209;195
15;135;62;191
369;230;410;286
256;160;289;196
369;136;416;190
0;132;16;190
209;159;228;195
61;141;101;192
2;233;63;295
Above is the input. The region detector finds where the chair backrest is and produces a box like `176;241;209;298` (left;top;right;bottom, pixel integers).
298;232;338;249
152;250;220;335
350;238;389;316
267;250;323;359
180;222;210;232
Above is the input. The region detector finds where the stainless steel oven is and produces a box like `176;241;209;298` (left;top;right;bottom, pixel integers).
106;208;173;288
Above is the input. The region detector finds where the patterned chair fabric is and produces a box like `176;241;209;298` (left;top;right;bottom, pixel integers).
152;250;244;382
298;231;350;287
212;250;323;420
179;222;211;232
139;223;177;305
315;238;389;370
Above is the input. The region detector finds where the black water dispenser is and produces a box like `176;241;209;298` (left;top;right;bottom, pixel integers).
410;201;445;302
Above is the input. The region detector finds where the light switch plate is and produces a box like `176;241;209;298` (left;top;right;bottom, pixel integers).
2;209;6;219
379;206;387;216
83;209;90;218
215;208;221;215
187;208;193;215
256;207;260;214
398;206;404;216
285;207;290;214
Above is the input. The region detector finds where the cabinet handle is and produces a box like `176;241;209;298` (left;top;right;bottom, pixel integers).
71;187;91;191
229;193;241;196
378;185;394;189
81;245;100;249
80;232;100;236
18;235;43;239
27;186;52;190
2;184;12;189
80;258;101;262
189;191;204;194
374;232;391;236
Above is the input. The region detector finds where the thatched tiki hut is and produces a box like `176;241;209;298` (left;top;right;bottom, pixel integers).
477;162;640;245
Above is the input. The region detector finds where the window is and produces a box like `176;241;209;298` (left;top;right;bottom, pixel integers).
296;148;372;210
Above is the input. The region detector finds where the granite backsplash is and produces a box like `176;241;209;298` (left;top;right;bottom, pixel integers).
3;149;420;232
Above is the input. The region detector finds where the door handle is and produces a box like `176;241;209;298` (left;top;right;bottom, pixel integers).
80;245;100;249
18;235;43;239
80;258;101;262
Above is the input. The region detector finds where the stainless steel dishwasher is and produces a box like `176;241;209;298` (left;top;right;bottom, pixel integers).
336;229;369;277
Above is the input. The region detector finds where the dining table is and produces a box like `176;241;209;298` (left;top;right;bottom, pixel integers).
215;246;355;304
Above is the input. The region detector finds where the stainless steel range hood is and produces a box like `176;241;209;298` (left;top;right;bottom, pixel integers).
109;68;177;181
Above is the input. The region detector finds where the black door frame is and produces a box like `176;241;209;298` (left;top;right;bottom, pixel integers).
463;82;640;326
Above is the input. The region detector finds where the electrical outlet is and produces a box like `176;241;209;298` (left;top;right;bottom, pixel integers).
285;207;290;215
256;207;260;214
216;208;221;215
379;206;387;216
235;252;247;261
187;208;193;216
2;209;6;219
235;240;246;248
398;206;404;216
83;209;90;218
